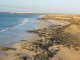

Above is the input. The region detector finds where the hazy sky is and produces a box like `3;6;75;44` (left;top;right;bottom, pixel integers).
0;0;80;14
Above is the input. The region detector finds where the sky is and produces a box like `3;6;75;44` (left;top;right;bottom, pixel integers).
0;0;80;14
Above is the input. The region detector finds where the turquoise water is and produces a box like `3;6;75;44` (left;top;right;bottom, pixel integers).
0;13;40;46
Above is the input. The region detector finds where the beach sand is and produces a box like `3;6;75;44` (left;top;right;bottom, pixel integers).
0;17;80;60
49;45;80;60
0;35;37;60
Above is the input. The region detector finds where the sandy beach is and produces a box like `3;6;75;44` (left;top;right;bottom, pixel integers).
0;14;80;60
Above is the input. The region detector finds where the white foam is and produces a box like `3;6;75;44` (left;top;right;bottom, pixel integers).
14;18;28;27
0;18;29;33
0;30;6;32
0;28;8;32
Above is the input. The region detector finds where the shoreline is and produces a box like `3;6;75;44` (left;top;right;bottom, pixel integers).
0;14;80;60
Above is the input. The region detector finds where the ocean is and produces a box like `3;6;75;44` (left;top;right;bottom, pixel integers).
0;13;40;46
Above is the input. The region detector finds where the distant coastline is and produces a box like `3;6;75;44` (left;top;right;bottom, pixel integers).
0;12;42;14
1;12;80;16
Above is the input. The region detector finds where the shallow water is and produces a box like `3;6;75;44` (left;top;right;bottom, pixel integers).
0;13;40;46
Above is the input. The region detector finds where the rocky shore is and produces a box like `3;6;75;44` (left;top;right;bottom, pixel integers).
0;14;80;60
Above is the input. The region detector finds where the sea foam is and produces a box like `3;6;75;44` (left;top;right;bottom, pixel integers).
0;18;28;32
14;18;28;27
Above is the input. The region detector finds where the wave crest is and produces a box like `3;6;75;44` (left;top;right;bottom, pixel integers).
14;18;28;27
0;18;29;33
